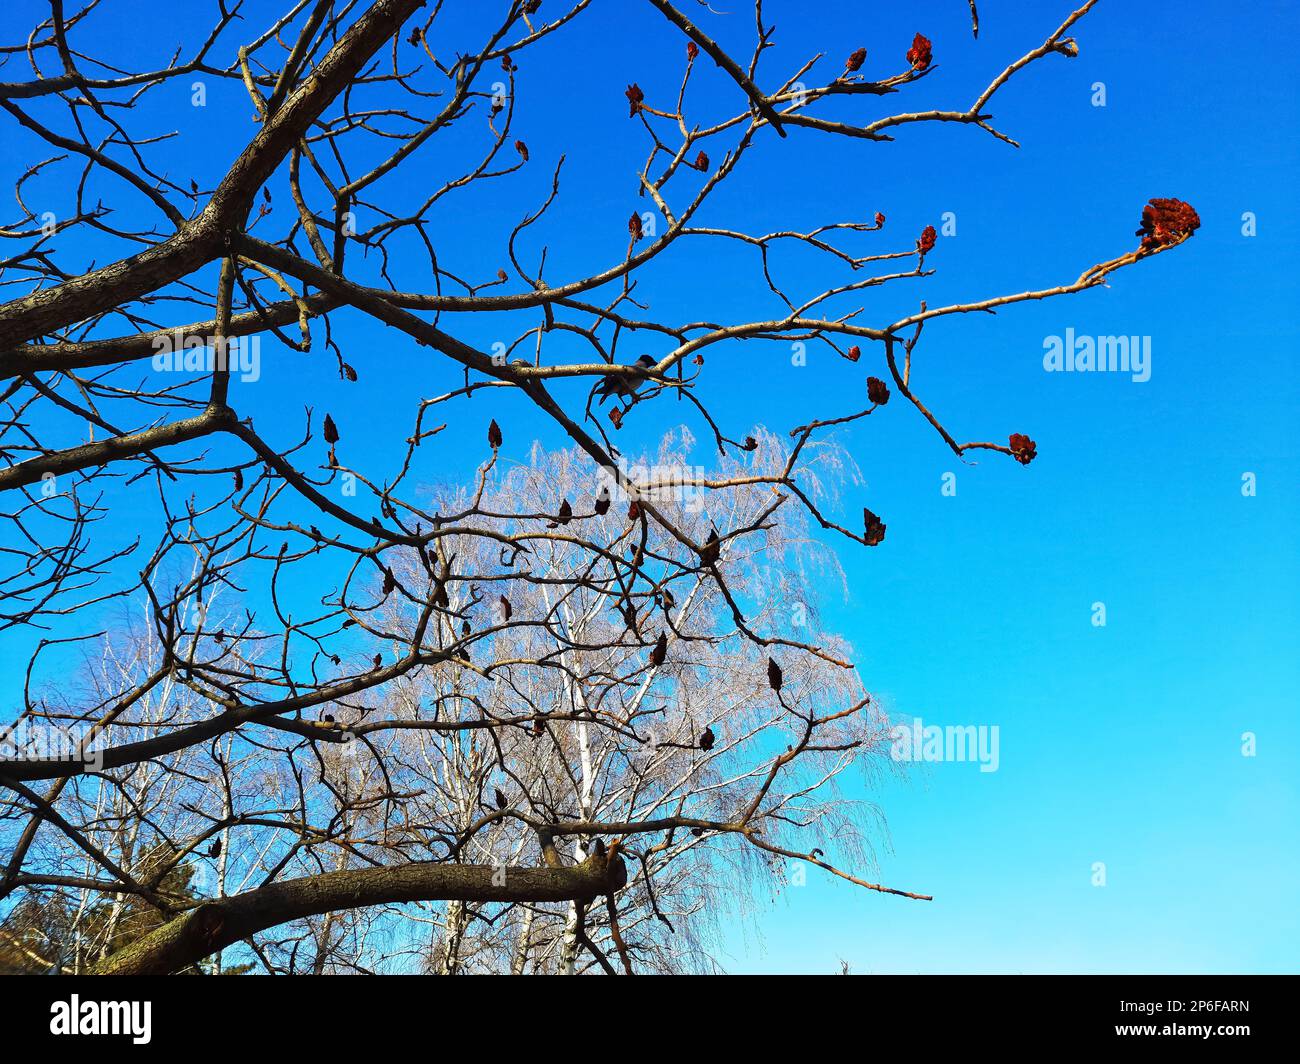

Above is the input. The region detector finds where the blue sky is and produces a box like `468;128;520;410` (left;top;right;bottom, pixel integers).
2;0;1297;973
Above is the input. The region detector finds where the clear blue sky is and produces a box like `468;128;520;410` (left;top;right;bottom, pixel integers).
2;0;1297;973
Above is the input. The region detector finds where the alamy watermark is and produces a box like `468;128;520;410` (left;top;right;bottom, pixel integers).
1043;327;1151;383
890;717;1000;773
50;996;151;1044
0;719;105;771
598;459;707;513
152;332;261;383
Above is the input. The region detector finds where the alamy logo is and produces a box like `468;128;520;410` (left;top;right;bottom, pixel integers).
890;717;1000;773
0;720;103;770
49;996;151;1044
599;460;707;513
152;332;261;383
1043;328;1151;383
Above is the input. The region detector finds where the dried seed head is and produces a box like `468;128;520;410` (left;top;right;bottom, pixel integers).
625;83;645;117
863;507;886;546
1008;433;1038;465
907;33;933;71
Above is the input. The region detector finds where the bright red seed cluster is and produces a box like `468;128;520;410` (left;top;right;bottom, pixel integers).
1135;198;1200;250
1008;433;1037;466
907;33;933;71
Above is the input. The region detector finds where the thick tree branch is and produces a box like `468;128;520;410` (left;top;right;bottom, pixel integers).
93;851;627;975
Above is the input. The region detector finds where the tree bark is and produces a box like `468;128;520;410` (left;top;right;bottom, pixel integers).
0;0;424;349
93;853;625;975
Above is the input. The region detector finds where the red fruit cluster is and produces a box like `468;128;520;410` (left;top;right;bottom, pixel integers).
918;224;937;255
867;376;890;405
1008;433;1037;465
845;345;862;362
845;46;867;73
874;211;886;227
626;83;644;117
686;41;699;61
907;33;932;71
1135;198;1201;250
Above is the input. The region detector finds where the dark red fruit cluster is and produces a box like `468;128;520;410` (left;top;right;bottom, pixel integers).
1008;433;1037;465
626;83;644;117
907;33;932;71
1136;198;1200;250
863;508;886;546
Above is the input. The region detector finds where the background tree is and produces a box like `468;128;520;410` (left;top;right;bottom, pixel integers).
0;0;1197;974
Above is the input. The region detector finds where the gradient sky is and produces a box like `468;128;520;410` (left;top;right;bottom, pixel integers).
2;0;1297;973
